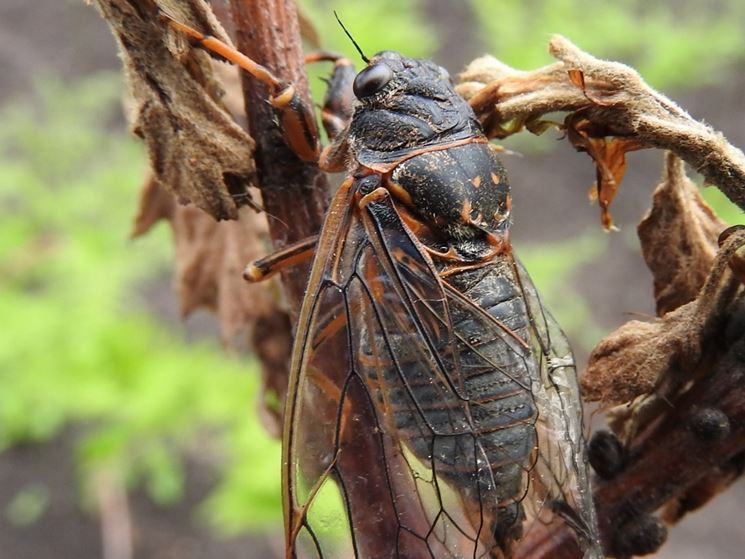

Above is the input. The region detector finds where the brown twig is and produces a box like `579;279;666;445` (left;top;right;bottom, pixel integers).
226;3;400;557
228;0;328;315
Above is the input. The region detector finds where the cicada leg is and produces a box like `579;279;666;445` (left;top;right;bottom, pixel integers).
160;12;356;168
243;235;319;282
161;11;320;161
305;52;356;141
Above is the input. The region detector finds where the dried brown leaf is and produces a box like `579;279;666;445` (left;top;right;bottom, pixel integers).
132;178;275;340
94;0;256;220
581;310;697;405
582;228;745;407
133;177;291;435
457;36;745;219
457;55;587;139
638;153;728;316
566;115;645;229
131;172;176;235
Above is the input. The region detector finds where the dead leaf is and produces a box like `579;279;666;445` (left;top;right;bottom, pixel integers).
94;0;256;220
457;55;588;140
133;177;291;436
566;114;645;229
457;36;745;219
133;177;273;336
582;229;745;408
581;309;698;405
638;153;728;316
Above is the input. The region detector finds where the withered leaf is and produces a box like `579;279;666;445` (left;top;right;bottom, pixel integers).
638;152;728;316
94;0;256;220
133;177;276;338
581;308;698;406
582;229;745;407
566;114;645;230
458;36;745;222
457;55;588;139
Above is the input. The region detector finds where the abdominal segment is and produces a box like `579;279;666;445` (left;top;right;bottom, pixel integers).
359;259;538;551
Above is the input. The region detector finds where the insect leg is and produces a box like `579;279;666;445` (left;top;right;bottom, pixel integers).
301;52;357;172
160;12;321;162
243;235;319;282
305;52;356;141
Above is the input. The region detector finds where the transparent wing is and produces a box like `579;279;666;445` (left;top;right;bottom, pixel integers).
508;258;602;559
284;176;599;559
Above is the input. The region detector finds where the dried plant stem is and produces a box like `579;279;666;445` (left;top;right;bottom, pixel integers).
229;0;329;314
226;3;395;557
595;328;745;552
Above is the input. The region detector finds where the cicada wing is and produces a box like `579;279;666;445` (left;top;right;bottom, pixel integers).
285;177;511;558
510;258;602;558
283;178;358;558
285;176;598;559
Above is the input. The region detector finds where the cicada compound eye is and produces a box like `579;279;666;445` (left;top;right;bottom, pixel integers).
353;63;393;98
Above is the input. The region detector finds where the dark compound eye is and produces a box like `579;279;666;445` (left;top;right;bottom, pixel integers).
353;63;393;98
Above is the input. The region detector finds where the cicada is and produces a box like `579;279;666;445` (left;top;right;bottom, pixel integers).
164;12;601;559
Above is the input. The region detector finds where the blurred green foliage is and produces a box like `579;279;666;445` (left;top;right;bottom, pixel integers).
0;75;281;532
299;0;436;58
471;0;745;89
703;186;745;226
6;484;50;527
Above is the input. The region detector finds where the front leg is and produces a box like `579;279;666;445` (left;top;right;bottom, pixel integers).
162;12;321;161
162;12;357;167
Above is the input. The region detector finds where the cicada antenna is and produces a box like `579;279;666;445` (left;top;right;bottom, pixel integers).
333;11;369;64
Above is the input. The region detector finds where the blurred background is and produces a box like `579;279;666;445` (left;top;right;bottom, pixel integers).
1;0;744;557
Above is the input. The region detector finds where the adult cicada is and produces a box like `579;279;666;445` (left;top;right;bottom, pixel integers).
164;12;601;559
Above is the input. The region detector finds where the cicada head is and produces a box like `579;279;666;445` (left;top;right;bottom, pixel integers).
348;51;483;158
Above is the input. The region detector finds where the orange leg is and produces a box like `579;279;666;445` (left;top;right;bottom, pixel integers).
160;12;357;162
243;235;319;282
161;11;320;162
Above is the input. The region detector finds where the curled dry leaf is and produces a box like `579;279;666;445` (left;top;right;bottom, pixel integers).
457;55;586;140
567;119;645;230
457;35;745;226
93;0;256;220
638;152;728;316
132;176;274;338
580;308;698;406
582;228;745;409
